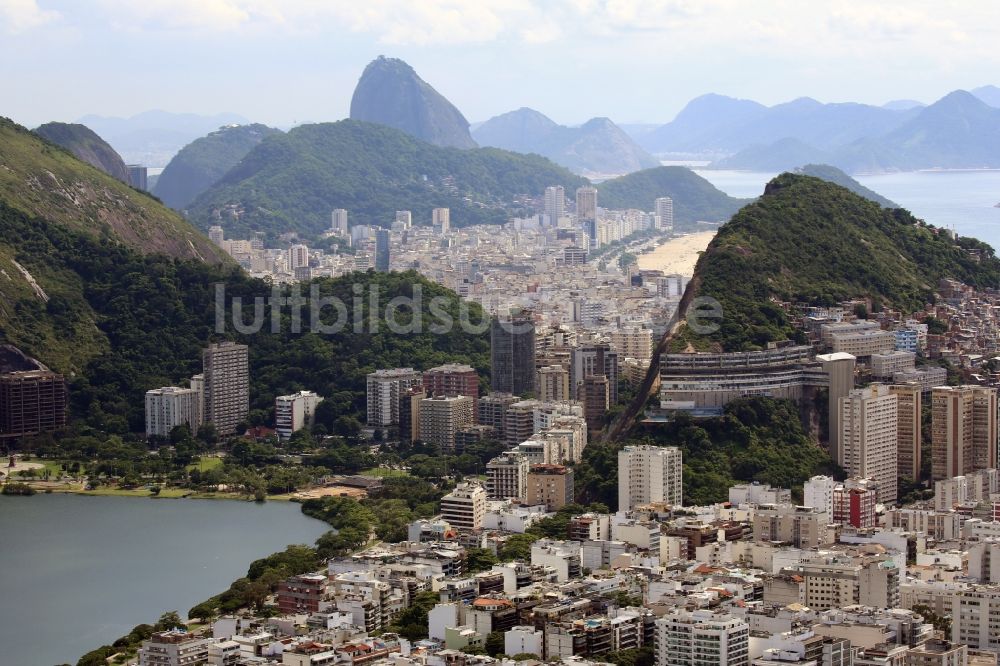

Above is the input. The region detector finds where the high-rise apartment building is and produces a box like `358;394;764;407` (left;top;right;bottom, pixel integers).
932;385;999;481
753;505;830;549
570;344;619;404
145;386;201;438
422;363;480;412
331;208;349;235
432;207;450;234
654;196;674;232
485;451;529;501
491;313;536;396
580;374;610;430
478;392;520;440
817;352;857;466
287;244;309;271
202;341;250;436
839;383;899;504
618;445;683;510
398;386;426;444
832;477;879;528
440;482;487;532
275;390;323;440
537;365;571;402
890;383;922;481
126;164;148;190
394;210;412;229
575;186;597;223
366;368;423;427
608;327;653;364
654;609;749;666
526;464;574;510
0;370;68;436
208;225;224;246
544;185;565;224
418;395;475;452
375;228;390;272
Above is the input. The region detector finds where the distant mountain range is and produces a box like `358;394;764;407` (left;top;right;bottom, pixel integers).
713;90;1000;172
636;86;1000;172
153;123;283;210
33;121;129;182
350;56;476;149
473;108;659;176
77;110;250;166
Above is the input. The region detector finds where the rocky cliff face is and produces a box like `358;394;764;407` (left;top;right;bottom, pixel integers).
34;122;130;182
349;56;476;149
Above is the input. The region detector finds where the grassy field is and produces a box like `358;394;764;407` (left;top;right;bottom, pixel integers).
5;458;74;480
186;456;224;473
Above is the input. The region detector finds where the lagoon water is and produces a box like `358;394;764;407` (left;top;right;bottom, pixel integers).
695;169;1000;251
0;494;327;666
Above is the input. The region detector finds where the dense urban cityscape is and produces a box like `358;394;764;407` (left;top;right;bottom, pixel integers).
6;3;1000;666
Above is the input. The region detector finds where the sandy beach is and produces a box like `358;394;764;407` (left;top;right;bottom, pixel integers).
636;230;716;275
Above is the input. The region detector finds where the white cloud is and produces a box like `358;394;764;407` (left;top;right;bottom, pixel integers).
0;0;60;33
95;0;257;31
827;4;966;43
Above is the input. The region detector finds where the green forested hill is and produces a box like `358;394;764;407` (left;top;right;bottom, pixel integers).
154;123;283;210
0;117;227;263
1;201;488;431
188;119;587;237
681;173;1000;351
597;166;749;228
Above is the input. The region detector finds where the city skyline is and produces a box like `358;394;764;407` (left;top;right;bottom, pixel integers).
3;1;1000;129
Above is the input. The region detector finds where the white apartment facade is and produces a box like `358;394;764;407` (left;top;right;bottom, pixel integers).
618;445;682;510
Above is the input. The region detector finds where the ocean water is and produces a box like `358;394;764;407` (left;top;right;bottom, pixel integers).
695;169;1000;251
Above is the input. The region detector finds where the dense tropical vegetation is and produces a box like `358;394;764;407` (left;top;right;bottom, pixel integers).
674;173;1000;351
576;398;838;506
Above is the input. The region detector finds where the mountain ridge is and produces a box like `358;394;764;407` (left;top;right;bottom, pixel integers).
154;123;283;210
189;119;586;237
473;108;659;175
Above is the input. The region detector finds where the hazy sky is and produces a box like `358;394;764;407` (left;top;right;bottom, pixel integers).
3;0;999;128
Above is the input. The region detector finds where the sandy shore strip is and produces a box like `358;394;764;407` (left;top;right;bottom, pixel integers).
636;230;716;275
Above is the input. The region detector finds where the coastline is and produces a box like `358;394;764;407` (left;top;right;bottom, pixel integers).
636;230;716;275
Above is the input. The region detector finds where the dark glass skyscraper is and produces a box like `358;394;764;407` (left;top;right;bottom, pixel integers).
375;228;390;272
490;313;536;396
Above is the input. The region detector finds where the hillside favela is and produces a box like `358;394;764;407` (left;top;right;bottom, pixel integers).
8;3;1000;666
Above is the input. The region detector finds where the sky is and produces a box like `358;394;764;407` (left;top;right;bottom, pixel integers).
3;0;1000;128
